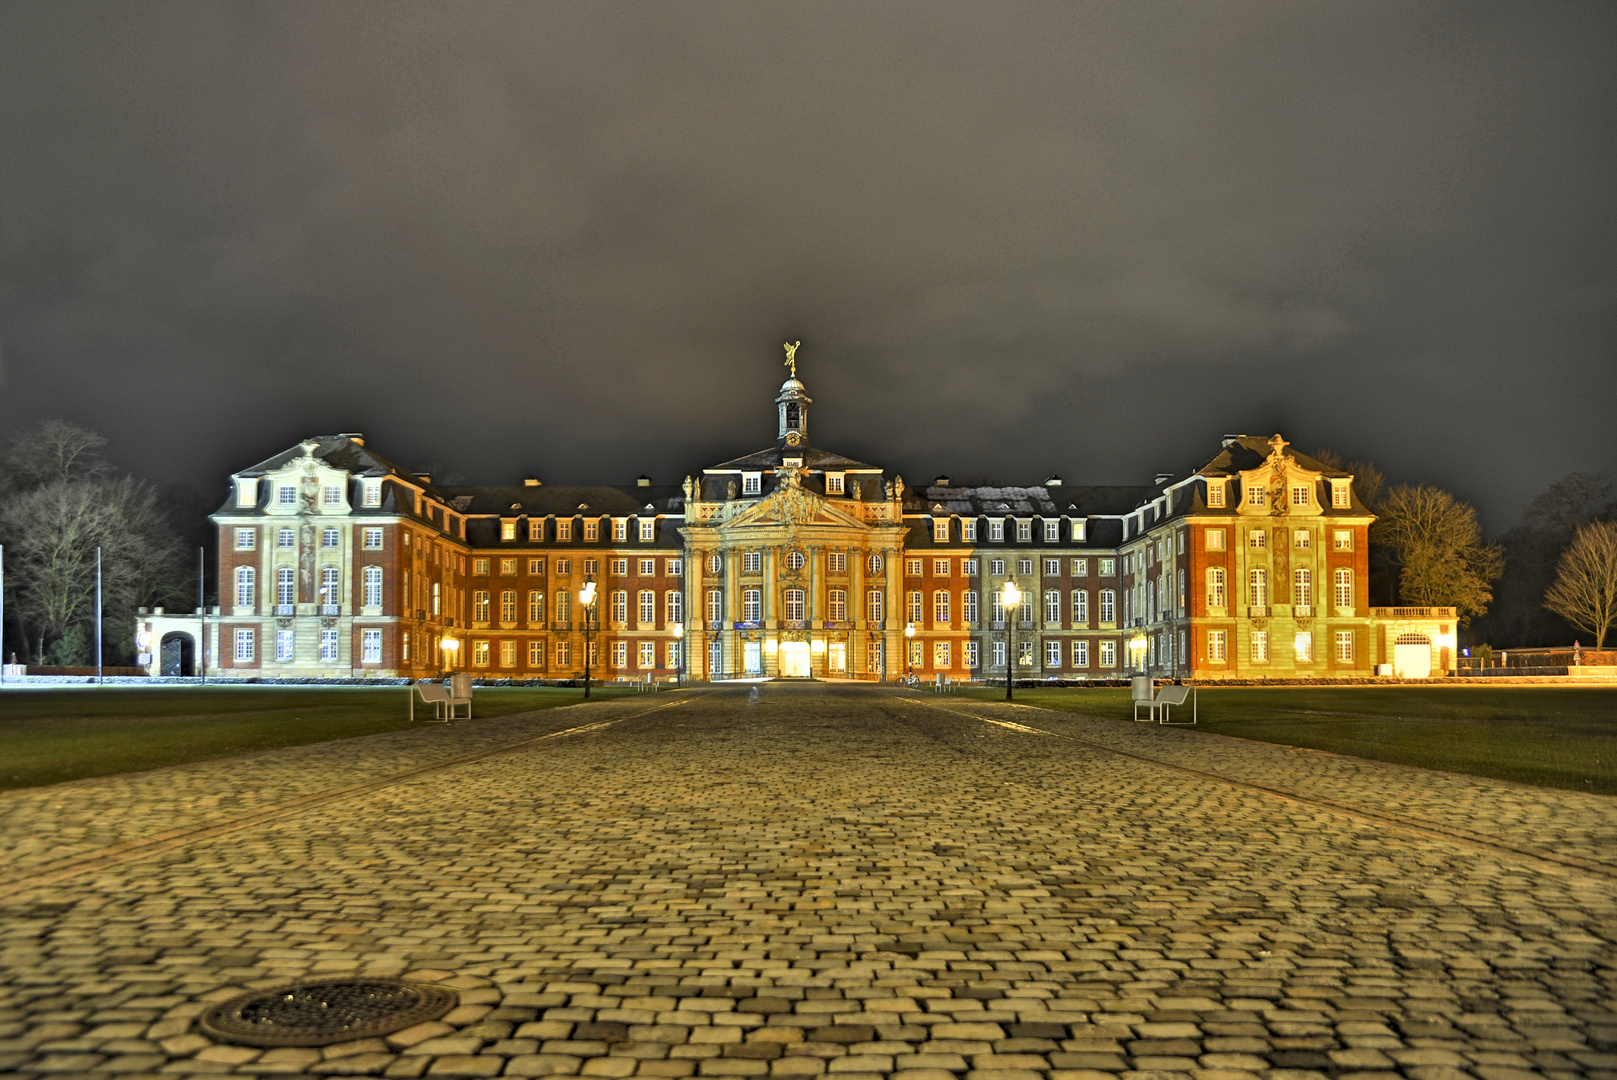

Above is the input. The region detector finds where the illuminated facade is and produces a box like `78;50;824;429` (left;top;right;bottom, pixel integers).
137;364;1454;682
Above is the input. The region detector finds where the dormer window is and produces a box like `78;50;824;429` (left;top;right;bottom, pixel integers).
1016;519;1032;542
279;485;297;506
1331;480;1350;508
236;478;260;508
989;519;1004;542
826;473;844;494
1070;519;1086;542
1291;485;1310;507
1207;481;1226;508
639;518;656;542
933;518;950;542
742;473;762;495
556;519;572;542
1248;486;1266;507
529;519;545;541
501;520;517;541
583;519;599;542
362;481;381;507
612;519;628;542
962;519;977;542
1043;520;1059;542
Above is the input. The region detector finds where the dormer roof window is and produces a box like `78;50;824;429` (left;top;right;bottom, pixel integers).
743;472;762;495
826;472;844;494
236;478;260;508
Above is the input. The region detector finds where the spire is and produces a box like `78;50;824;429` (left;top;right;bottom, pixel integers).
776;341;811;445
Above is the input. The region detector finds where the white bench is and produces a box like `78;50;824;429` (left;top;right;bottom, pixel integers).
411;675;473;722
1132;676;1197;724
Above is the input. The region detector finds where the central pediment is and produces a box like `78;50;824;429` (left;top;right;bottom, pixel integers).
720;478;872;531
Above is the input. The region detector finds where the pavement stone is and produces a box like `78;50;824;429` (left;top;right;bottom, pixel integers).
0;684;1612;1080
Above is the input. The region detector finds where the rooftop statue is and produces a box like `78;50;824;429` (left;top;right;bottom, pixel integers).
783;340;801;379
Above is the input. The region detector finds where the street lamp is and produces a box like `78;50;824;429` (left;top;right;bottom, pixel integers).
904;622;915;684
579;579;598;700
1001;579;1022;701
672;622;684;687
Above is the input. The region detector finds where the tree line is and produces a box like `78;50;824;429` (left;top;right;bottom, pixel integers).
0;421;200;666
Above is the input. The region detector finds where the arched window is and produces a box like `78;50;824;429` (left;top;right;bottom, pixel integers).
235;566;256;608
1044;590;1060;624
706;589;723;623
828;588;847;622
1293;568;1312;609
665;590;683;623
1248;568;1268;608
1206;568;1225;608
529;591;545;624
784;588;805;621
320;566;340;610
276;567;295;606
868;554;884;575
363;566;383;607
742;589;762;623
935;590;951;625
639;589;655;625
1334;568;1353;610
611;590;628;624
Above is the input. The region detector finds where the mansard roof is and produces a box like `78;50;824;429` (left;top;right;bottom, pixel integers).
236;435;415;481
707;443;879;473
914;484;1154;517
434;484;685;517
1196;435;1349;478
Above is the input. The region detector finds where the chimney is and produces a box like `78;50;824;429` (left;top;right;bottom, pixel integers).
934;475;950;487
339;432;365;446
1154;473;1173;485
417;473;431;484
637;475;652;488
1045;475;1062;487
1221;434;1245;448
523;476;542;487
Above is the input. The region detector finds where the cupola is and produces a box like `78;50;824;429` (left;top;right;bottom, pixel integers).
776;340;811;445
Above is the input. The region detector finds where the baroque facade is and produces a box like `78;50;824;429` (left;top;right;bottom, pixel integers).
137;361;1456;682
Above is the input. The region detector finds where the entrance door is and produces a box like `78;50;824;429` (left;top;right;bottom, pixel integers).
744;641;762;674
779;641;811;678
827;642;846;674
1393;634;1432;678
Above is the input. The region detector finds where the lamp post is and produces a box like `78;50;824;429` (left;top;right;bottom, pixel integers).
672;622;684;687
904;622;915;685
1001;579;1021;701
579;579;598;700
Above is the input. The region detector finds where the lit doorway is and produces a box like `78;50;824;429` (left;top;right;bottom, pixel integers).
779;641;811;678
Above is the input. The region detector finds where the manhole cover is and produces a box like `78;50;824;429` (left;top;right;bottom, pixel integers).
198;977;459;1047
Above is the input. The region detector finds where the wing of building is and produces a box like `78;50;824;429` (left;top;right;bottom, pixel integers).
135;368;1457;682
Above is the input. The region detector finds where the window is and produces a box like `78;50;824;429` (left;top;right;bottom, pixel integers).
905;558;922;577
990;589;1004;625
1204;529;1226;552
1332;481;1351;508
495;558;514;576
629;558;650;576
827;473;844;494
556;558;571;574
1295;530;1311;549
964;558;979;577
1251;630;1269;662
1072;590;1089;624
1099;558;1115;576
234;628;256;663
933;641;951;669
744;551;762;573
828;589;847;622
1292;485;1310;507
468;639;487;667
321;528;339;548
909;638;924;669
989;519;1004;543
742;589;761;623
1100;640;1116;667
1100;589;1116;624
557;519;573;541
1045;590;1060;623
279;485;297;506
362;629;382;663
868;554;884;574
1040;559;1056;576
1017;520;1032;542
933;590;951;624
1249;568;1268;608
1206;568;1226;609
556;589;571;624
1335;631;1354;661
235;566;256;608
906;590;923;623
1334;568;1354;609
1046;640;1062;667
612;519;628;542
666;590;682;624
934;558;951;577
583;519;599;542
529;640;545;667
606;558;625;576
236;528;256;551
583;558;598;575
473;591;491;622
501;520;517;541
609;640;627;668
640;518;656;542
1294;569;1312;609
556;640;571;666
1205;481;1227;508
992;641;1006;668
529;519;545;541
1072;640;1089;668
1207;630;1226;662
1333;530;1353;551
638;590;655;624
276;528;295;549
276;568;295;607
356;528;380;551
276;628;294;662
322;485;343;506
743;473;762;495
963;590;978;624
236;478;259;507
364;566;383;607
1066;558;1084;577
1295;632;1313;663
610;590;628;624
1019;641;1034;667
666;640;682;670
866;590;884;624
962;519;977;542
1044;520;1060;542
784;588;805;622
707;589;724;623
990;558;1005;576
1249;530;1267;549
320;629;338;662
783;551;805;571
1018;559;1033;576
638;641;655;669
965;641;979;668
501;590;517;623
666;558;681;577
471;558;489;576
432;582;441;616
933;518;949;542
828;552;846;573
1071;519;1086;542
529;591;545;624
1248;485;1266;507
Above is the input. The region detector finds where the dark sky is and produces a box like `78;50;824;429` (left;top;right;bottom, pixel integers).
2;3;1613;530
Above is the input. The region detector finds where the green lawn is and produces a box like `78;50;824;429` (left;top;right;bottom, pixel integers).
0;686;629;792
961;685;1617;795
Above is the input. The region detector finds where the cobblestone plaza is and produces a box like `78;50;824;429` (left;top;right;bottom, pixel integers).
1;684;1613;1079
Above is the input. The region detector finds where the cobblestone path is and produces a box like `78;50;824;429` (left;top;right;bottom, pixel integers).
1;683;1612;1080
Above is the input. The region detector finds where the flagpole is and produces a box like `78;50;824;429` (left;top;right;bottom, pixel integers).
96;546;103;685
199;546;206;685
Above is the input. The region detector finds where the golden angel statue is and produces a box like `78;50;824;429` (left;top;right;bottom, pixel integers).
783;341;801;379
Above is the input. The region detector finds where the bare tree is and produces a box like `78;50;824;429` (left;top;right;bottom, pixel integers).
1309;449;1385;509
0;420;108;494
1374;484;1503;626
1544;520;1617;648
1523;472;1614;538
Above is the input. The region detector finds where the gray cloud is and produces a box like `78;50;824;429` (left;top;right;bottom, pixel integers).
1;1;1612;527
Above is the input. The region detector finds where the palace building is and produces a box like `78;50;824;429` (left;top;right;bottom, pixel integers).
137;355;1456;683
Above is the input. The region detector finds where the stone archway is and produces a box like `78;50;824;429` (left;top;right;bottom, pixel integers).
160;632;196;677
